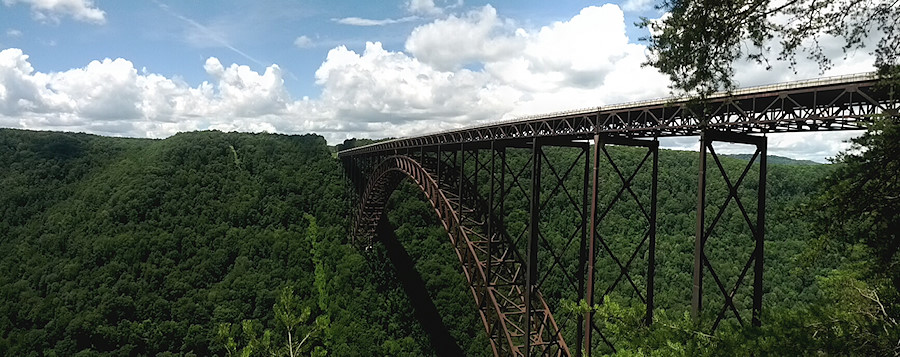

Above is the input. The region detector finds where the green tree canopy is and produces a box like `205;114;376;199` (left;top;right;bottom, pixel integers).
641;0;899;96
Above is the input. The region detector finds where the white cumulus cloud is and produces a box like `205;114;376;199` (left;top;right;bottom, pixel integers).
314;42;513;126
405;4;670;116
3;0;106;24
0;3;878;161
294;35;314;48
621;0;655;12
332;16;418;26
408;0;443;16
0;48;298;137
406;5;523;71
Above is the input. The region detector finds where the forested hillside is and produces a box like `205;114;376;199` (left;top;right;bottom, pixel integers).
0;129;433;356
1;128;895;356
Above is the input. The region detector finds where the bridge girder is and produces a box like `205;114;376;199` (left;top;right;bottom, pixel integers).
340;75;895;158
346;135;671;356
340;74;900;356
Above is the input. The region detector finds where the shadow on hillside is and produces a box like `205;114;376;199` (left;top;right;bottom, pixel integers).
377;219;466;357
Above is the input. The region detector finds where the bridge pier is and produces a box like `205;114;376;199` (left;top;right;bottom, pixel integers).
525;138;540;354
339;75;892;356
692;130;767;330
584;135;659;356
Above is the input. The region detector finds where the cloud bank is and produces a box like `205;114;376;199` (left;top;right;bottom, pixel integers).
0;4;876;161
3;0;106;24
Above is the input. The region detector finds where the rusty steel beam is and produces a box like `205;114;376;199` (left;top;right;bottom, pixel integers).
366;148;572;356
339;75;896;158
584;134;601;356
576;141;590;356
583;136;659;353
647;139;658;326
525;139;540;354
692;136;707;318
336;74;900;356
754;143;766;327
692;131;767;332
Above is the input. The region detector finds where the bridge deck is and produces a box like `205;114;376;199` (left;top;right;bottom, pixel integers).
340;73;900;356
340;72;895;157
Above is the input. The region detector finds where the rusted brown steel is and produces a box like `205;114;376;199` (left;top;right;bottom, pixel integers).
339;76;892;158
691;131;767;331
753;143;766;327
355;154;571;356
339;75;898;356
531;144;590;354
447;145;572;355
647;139;659;326
526;139;540;354
583;136;659;353
584;135;601;356
692;135;707;318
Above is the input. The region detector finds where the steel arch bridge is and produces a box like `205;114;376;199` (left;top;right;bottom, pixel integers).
339;73;898;356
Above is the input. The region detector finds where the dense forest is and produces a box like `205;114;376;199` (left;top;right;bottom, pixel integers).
0;129;437;356
0;127;897;356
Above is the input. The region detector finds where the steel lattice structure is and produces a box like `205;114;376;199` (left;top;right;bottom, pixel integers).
339;73;898;356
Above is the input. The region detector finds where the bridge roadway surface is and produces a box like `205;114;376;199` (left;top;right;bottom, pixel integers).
339;73;897;357
341;72;892;155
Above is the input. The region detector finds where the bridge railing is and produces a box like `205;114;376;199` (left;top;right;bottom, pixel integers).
338;72;881;157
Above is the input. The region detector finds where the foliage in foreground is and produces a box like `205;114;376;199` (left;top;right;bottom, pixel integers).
640;0;898;96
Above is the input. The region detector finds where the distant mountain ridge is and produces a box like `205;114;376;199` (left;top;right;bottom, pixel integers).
724;153;823;165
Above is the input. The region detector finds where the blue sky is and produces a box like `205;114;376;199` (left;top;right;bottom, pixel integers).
2;0;651;96
0;0;878;161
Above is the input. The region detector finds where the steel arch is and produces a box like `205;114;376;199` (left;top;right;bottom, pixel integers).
352;155;571;357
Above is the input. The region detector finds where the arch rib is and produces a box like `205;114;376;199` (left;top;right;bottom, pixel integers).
352;155;570;357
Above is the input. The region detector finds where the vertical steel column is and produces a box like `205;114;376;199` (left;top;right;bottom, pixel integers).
486;142;495;330
458;144;464;212
494;145;507;356
526;138;542;354
472;147;481;310
474;148;480;199
692;130;767;328
495;145;507;348
576;143;590;356
454;149;460;190
437;144;443;187
584;134;601;356
692;133;708;318
647;141;659;325
490;146;507;330
753;140;766;327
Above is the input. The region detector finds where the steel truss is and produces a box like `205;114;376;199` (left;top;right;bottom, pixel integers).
584;136;659;355
344;131;768;354
433;140;577;356
341;76;894;157
692;130;766;331
339;75;899;356
351;143;575;356
345;135;669;356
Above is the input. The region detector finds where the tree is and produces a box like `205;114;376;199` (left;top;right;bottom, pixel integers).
813;119;900;292
274;286;329;357
216;320;273;357
640;0;899;96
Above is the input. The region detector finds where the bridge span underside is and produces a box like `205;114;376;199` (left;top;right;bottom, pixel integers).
340;75;898;356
